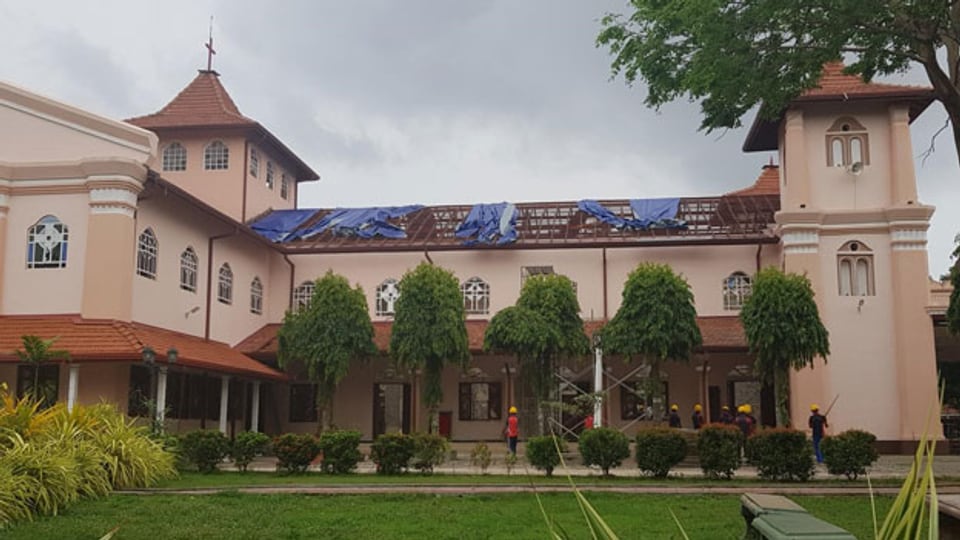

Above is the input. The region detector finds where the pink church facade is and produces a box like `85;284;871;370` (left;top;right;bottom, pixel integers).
0;65;950;450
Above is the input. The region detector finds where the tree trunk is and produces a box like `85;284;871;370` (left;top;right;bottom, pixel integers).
316;382;334;435
773;368;791;428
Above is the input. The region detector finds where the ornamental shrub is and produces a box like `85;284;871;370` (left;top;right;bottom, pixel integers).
635;428;687;478
579;427;630;476
318;430;363;474
746;428;815;481
410;432;449;474
180;430;230;474
231;431;271;472
526;435;567;476
822;429;879;480
697;424;742;479
470;442;492;474
273;433;321;474
370;432;415;475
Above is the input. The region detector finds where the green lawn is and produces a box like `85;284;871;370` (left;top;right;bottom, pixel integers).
4;493;890;539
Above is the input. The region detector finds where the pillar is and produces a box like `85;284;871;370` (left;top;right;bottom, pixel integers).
888;106;919;205
67;364;80;412
156;367;168;424
219;375;230;434
250;381;261;433
782;109;811;210
0;186;8;310
593;345;603;427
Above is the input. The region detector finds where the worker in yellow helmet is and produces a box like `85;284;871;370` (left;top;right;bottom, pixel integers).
505;406;519;455
668;404;682;428
719;405;734;424
691;404;704;430
809;404;829;463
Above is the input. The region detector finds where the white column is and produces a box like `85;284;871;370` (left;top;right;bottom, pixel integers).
219;375;230;434
593;345;603;428
67;364;80;412
250;381;261;433
156;367;168;424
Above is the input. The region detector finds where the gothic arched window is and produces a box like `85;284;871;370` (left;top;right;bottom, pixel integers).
162;142;187;171
180;247;198;292
826;117;870;167
375;278;400;316
136;228;158;279
722;271;752;310
837;240;875;296
204;140;229;170
293;281;315;311
26;215;68;269
218;263;233;304
461;277;490;315
250;277;263;315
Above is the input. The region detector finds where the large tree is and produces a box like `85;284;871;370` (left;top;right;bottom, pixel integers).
278;271;376;432
597;1;960;169
740;267;830;427
390;262;470;432
948;236;960;336
15;335;69;406
601;263;701;420
484;274;590;435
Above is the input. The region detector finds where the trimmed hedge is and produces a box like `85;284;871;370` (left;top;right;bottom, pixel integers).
231;431;270;472
273;433;321;474
370;432;415;475
822;429;879;480
526;435;566;476
697;424;742;479
318;430;363;474
411;432;449;474
579;427;631;476
181;430;229;474
746;428;815;481
635;428;687;478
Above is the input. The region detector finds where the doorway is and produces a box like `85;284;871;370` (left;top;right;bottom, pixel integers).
373;383;411;437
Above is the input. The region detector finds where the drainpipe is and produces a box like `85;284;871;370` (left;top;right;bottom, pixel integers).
755;243;763;273
283;252;296;311
205;228;239;340
601;248;608;320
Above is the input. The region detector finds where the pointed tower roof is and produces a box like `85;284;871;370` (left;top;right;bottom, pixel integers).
127;71;318;180
724;163;780;197
743;62;935;152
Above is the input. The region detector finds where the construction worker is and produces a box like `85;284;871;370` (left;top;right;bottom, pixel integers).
809;404;829;463
734;405;753;438
691;404;704;430
505;406;519;455
668;404;682;428
719;405;734;424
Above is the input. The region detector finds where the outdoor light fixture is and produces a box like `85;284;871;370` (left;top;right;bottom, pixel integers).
141;346;156;365
166;347;178;364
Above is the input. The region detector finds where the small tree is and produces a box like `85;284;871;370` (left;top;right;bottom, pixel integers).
14;335;69;406
579;427;631;477
390;263;469;432
601;263;701;419
484;275;589;435
948;235;960;336
740;267;830;427
278;271;376;432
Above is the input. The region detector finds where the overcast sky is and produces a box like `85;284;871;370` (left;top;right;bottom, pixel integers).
1;1;957;275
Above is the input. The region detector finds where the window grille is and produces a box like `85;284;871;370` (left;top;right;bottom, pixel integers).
180;247;198;292
281;173;289;200
461;277;490;315
266;162;275;190
204;141;229;170
250;277;263;314
375;279;400;316
27;215;68;269
722;271;752;310
293;281;315;311
218;263;233;304
458;382;502;421
249;149;259;177
162;143;187;171
136;228;158;279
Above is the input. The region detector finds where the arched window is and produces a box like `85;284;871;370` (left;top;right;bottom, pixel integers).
837;241;875;296
293;281;315;311
266;162;275;190
218;263;233;304
826;117;870;167
162;143;187;171
281;173;290;200
249;148;260;178
180;247;198;292
26;215;68;269
375;278;400;316
250;277;263;315
461;277;490;315
204;141;229;170
136;228;158;279
722;271;752;310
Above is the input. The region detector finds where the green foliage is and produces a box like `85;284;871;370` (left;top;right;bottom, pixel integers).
180;430;229;474
484;274;589;434
741;267;829;426
230;431;270;473
579;427;631;476
504;451;518;475
14;335;69;407
317;430;363;474
278;271;376;430
469;442;492;474
0;461;34;526
746;428;815;482
273;433;321;474
526;435;567;476
391;263;469;416
948;237;960;336
90;409;176;489
635;428;687;478
697;425;742;479
822;429;879;481
370;432;415;475
410;432;449;474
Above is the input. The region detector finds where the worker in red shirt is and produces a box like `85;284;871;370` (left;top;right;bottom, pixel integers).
505;406;519;454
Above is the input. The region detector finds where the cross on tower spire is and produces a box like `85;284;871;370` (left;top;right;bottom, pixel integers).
204;16;216;72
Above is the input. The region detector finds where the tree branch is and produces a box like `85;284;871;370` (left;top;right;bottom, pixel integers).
919;116;952;166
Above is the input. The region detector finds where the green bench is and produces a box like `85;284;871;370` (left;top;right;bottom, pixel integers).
740;493;856;539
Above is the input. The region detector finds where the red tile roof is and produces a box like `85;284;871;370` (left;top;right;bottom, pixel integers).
237;316;748;356
724;165;780;197
127;71;256;129
0;315;285;380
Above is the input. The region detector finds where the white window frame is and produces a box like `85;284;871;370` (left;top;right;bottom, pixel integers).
26;215;68;269
137;228;158;280
218;263;233;304
204;141;229;170
375;278;400;316
162;142;187;172
281;173;290;200
293;281;315;311
722;271;752;310
837;241;875;297
249;148;259;178
461;277;490;315
180;247;198;292
266;161;275;190
250;277;263;315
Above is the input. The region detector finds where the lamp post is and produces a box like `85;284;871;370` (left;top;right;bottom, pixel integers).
141;346;177;432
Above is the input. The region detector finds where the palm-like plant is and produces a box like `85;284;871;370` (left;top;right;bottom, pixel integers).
13;336;69;407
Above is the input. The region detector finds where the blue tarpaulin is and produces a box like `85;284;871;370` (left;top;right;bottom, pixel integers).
286;205;424;240
577;198;686;230
455;202;518;245
249;209;317;242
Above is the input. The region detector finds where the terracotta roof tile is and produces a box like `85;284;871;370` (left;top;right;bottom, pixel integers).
724;165;780;197
0;315;285;380
127;71;256;129
237;316;748;356
799;62;932;100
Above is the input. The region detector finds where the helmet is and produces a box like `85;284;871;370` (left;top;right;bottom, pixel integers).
743;404;753;414
694;404;702;412
722;405;730;411
737;405;745;413
810;404;819;411
508;406;518;414
670;404;679;411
